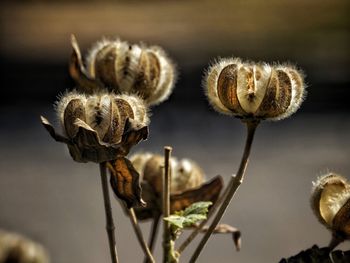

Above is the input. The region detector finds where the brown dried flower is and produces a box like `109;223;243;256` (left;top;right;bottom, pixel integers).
41;91;149;163
70;35;176;106
204;58;306;121
311;173;350;249
129;152;223;220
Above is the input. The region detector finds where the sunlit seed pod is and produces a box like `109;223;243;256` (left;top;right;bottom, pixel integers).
56;91;149;144
82;38;176;106
311;173;350;242
130;152;205;195
204;58;306;120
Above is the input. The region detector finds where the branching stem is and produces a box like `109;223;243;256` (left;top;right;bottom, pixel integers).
189;120;259;262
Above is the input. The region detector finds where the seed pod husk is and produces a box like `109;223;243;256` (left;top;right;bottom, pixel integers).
204;58;306;121
41;92;149;163
70;35;176;106
311;173;350;248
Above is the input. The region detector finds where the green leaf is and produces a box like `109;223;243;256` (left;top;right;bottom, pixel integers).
182;214;207;227
164;201;212;232
164;215;186;229
183;201;213;216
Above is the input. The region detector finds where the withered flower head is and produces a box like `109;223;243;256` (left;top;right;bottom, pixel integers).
311;173;350;248
204;58;306;121
41;91;149;163
70;35;176;106
129;152;223;220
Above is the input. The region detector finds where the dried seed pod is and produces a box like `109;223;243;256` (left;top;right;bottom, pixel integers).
129;152;224;220
70;35;176;106
131;153;205;194
41;92;149;163
311;173;350;248
56;91;149;144
204;58;306;120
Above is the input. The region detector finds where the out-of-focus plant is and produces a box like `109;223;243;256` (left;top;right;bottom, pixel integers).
0;230;49;263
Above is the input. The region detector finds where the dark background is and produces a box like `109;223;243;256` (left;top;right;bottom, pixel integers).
0;0;349;262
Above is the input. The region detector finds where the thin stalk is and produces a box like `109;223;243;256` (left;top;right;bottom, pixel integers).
177;182;229;254
189;121;259;263
163;146;173;263
99;162;119;263
126;207;156;263
144;214;161;263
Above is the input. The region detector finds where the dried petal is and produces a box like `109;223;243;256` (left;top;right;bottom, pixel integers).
108;157;146;208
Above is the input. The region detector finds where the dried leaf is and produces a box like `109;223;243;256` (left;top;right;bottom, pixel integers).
40;116;148;163
108;157;146;208
192;223;241;251
69;34;103;93
170;175;223;213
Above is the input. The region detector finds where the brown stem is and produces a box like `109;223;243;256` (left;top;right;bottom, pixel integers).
163;146;174;263
126;207;156;263
177;186;228;254
189;121;259;263
144;214;161;263
99;162;119;263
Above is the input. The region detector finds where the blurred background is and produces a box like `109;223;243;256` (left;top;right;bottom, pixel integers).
0;0;349;262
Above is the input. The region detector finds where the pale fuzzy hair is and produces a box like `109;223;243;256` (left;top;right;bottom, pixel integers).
85;38;124;78
55;90;87;126
269;63;307;121
312;173;350;226
203;57;242;116
146;45;177;106
115;93;150;126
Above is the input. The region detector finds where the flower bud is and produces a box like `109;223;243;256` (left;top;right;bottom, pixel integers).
204;58;306;120
311;173;350;246
70;36;176;106
130;152;205;195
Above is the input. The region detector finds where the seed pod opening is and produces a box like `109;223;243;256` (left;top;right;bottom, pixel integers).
44;91;149;163
311;173;350;242
204;58;306;121
71;36;176;106
56;91;149;144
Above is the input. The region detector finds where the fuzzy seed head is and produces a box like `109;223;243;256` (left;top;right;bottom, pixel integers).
56;91;149;143
85;39;176;106
204;58;306;121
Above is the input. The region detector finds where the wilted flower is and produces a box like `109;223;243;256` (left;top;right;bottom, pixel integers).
311;173;350;249
204;58;306;121
129;152;223;220
0;229;50;263
70;35;176;106
41;91;149;163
